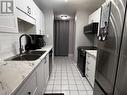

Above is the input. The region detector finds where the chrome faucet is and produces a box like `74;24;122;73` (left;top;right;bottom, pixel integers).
19;34;33;54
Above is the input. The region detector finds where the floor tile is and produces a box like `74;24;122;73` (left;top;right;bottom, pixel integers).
52;90;62;93
61;91;70;95
62;79;68;84
54;79;61;84
48;80;54;85
75;80;83;85
69;76;74;80
69;85;77;90
50;76;55;80
82;79;90;85
77;84;86;91
45;57;93;95
45;90;52;93
55;76;61;80
62;76;68;80
70;91;79;95
53;84;61;91
62;75;68;77
46;84;53;91
62;85;69;91
85;84;93;91
68;79;76;84
87;91;93;95
79;91;88;95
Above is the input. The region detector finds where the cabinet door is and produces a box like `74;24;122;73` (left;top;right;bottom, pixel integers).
44;54;49;86
16;0;35;18
28;1;36;19
41;12;45;35
34;5;40;34
15;71;37;95
15;0;28;14
34;5;44;34
88;8;101;23
36;59;45;95
86;53;96;87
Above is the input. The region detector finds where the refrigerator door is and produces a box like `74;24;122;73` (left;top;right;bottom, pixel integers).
114;7;127;95
94;0;126;95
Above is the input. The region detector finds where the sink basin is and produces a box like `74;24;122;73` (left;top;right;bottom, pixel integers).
27;51;46;55
6;51;46;61
12;54;41;61
8;54;41;61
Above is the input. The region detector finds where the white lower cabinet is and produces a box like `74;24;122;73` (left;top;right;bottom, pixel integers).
85;52;96;88
15;71;37;95
44;54;49;87
36;59;45;95
15;54;50;95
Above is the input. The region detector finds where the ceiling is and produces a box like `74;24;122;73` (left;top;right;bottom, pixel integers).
34;0;105;19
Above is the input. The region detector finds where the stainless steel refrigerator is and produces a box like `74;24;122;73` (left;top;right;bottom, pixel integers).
93;0;127;95
114;4;127;95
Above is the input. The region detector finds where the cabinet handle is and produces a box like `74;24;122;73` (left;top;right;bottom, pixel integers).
87;67;90;71
27;6;31;14
28;92;31;95
44;58;46;64
27;6;29;14
87;61;90;64
39;30;41;34
29;8;31;14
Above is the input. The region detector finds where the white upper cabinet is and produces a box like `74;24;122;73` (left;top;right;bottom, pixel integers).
0;0;45;34
88;8;101;24
15;0;35;19
41;12;45;34
34;5;45;35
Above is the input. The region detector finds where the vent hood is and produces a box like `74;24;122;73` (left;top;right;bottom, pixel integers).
84;23;98;34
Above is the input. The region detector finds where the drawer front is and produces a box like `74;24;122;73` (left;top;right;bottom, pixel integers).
86;52;97;87
16;71;37;95
86;53;96;65
88;69;95;87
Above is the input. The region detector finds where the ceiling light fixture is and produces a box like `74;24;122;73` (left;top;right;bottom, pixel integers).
65;0;68;3
61;16;67;20
59;15;71;20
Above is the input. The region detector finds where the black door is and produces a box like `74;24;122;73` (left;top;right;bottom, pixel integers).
54;20;69;56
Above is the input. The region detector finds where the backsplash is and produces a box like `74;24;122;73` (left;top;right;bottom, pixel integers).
0;33;25;60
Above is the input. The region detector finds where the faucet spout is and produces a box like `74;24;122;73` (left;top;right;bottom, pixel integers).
19;34;33;54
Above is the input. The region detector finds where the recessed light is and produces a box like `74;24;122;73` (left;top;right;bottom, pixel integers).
59;15;71;20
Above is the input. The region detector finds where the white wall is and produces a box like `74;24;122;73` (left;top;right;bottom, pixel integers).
69;20;75;56
74;10;95;62
0;33;26;60
43;9;54;46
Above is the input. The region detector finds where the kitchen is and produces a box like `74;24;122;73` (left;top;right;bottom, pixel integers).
0;0;127;95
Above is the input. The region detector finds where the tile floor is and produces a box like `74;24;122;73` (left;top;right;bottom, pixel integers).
45;57;93;95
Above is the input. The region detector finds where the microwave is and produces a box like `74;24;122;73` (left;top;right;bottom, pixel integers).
84;23;98;34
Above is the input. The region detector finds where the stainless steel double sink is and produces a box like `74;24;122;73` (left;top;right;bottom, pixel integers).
6;51;46;61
